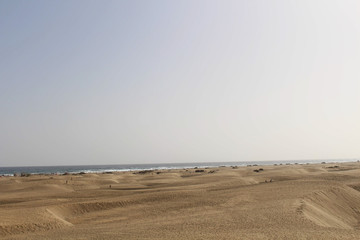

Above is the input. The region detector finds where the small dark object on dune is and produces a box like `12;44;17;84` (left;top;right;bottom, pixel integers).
208;170;215;174
259;168;264;171
21;172;31;177
195;169;205;173
321;162;326;164
253;169;259;173
104;172;113;174
135;170;154;174
156;172;161;174
79;172;86;175
63;172;70;175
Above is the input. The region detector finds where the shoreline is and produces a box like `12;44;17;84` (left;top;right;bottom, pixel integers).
1;159;358;177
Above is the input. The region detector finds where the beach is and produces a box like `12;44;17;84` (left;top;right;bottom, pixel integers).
1;162;360;239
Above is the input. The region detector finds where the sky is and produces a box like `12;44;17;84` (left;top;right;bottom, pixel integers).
1;0;360;167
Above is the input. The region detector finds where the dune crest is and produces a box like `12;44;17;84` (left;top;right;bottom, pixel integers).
301;186;360;229
46;209;73;226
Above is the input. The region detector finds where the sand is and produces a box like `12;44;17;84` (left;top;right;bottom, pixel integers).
1;162;360;239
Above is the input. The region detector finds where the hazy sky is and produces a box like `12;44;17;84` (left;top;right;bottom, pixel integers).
1;0;359;167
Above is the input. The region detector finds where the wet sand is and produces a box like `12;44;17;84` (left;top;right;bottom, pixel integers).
1;162;360;239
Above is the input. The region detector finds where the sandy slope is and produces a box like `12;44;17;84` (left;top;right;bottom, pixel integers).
1;162;360;239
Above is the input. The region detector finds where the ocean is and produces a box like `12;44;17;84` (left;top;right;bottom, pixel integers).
0;159;357;176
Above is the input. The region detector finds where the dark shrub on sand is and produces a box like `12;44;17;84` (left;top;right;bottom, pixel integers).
134;170;153;174
20;172;31;177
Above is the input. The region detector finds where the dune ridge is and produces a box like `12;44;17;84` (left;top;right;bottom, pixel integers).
300;186;360;229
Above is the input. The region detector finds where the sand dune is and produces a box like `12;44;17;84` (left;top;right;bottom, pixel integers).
2;162;360;239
